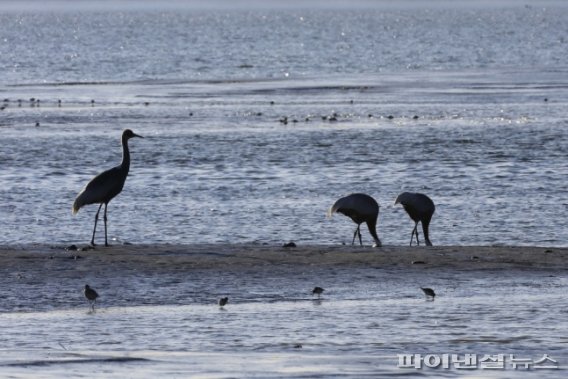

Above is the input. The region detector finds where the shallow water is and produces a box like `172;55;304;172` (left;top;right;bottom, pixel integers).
1;1;568;377
1;70;567;247
1;2;568;247
1;264;566;378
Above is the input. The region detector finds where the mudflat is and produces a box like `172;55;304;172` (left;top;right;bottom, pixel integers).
1;244;565;275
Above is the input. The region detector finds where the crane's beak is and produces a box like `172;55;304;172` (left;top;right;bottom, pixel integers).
133;132;144;139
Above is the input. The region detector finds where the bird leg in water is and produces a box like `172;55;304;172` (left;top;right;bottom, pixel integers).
103;203;109;247
91;203;104;246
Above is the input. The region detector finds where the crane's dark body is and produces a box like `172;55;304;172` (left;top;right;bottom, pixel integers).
73;129;142;246
395;192;435;246
328;193;382;247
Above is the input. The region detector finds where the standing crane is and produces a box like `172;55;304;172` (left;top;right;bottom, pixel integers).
72;129;143;246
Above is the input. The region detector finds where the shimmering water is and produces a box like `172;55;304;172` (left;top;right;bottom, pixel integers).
1;1;568;377
1;2;567;247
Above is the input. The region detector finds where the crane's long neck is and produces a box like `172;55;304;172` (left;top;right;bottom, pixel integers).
120;135;131;172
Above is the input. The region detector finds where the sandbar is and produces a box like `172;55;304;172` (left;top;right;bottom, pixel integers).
0;244;566;276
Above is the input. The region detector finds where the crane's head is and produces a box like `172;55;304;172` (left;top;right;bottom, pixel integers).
123;129;144;140
394;192;411;206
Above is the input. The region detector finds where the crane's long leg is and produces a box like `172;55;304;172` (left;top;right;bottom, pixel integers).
422;218;433;246
103;203;109;247
415;222;420;246
91;203;104;246
409;223;418;246
357;226;363;246
352;226;358;245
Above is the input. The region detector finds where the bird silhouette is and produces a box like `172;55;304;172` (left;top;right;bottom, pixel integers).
73;129;143;246
218;297;229;307
328;193;382;247
421;287;436;299
395;192;435;246
84;284;99;311
312;286;324;298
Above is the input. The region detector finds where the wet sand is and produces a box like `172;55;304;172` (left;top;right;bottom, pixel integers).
1;244;566;276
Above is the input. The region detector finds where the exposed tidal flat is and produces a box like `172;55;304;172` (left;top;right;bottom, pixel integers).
3;244;567;274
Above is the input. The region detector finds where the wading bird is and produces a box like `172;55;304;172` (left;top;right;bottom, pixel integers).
421;287;436;300
328;193;382;247
72;129;143;246
218;297;229;307
312;286;324;298
84;284;99;310
395;192;435;246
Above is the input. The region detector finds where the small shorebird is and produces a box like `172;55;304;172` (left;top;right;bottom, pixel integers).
328;193;382;247
312;287;324;298
84;284;99;310
218;297;229;307
421;287;436;299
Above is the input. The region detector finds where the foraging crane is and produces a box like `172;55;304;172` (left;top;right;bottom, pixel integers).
395;192;435;246
328;193;382;247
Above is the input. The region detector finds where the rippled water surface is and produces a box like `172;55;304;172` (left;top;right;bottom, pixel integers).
1;1;568;377
1;70;567;247
1;263;567;378
1;2;567;247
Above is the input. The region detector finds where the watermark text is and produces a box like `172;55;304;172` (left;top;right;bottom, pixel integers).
397;354;558;370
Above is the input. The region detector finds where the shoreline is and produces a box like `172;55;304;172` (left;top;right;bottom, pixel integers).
1;244;566;272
